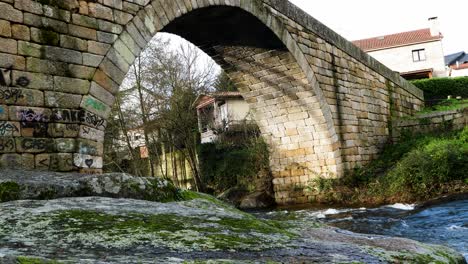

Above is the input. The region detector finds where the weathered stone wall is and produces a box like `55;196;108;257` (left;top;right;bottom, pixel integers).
392;107;468;142
0;0;424;204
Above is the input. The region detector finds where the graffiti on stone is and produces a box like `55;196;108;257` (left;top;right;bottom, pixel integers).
49;123;79;137
0;66;12;86
0;66;30;88
52;109;106;130
20;109;50;122
0;122;20;136
20;138;54;152
0;137;15;153
21;122;48;137
74;154;102;169
79;125;105;142
16;76;30;87
0;87;25;103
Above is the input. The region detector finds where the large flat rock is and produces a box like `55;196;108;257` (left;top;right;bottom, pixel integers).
0;196;465;263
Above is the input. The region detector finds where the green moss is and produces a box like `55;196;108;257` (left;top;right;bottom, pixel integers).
17;256;62;264
37;28;59;46
38;189;57;200
37;208;295;251
0;181;20;202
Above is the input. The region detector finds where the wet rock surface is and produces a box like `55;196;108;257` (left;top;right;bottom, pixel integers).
0;170;465;263
0;197;465;263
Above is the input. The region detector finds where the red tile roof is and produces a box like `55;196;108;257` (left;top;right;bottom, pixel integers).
352;28;442;52
194;92;243;109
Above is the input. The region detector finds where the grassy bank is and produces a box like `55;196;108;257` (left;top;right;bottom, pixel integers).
308;127;468;206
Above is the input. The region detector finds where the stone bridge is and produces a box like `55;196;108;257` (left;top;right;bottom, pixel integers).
0;0;424;204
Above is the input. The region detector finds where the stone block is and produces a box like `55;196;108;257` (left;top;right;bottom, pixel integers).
44;46;82;64
0;137;15;153
68;64;95;80
0;105;8;120
48;123;80;138
18;41;42;57
106;48;130;72
97;19;123;34
68;24;97;40
54;76;90;95
89;81;115;106
88;41;111;55
12;70;53;90
0;53;25;70
77;138;103;156
83;53;104;67
30;28;59;46
0;2;23;23
113;39;135;64
36;153;75;172
80;95;111;118
55;138;76;153
73;153;103;169
103;0;123;10
9;106;51;122
60;35;88;51
0;86;44;107
97;31;117;44
43;5;71;22
11;24;30;41
71;13;98;29
45;91;82;108
41;17;68;34
79;125;105;142
0;37;17;54
88;3;114;21
99;58;125;83
0;153;22;168
114;10;133;25
16;137;55;153
93;69;119;94
0;121;20;137
0;20;11;37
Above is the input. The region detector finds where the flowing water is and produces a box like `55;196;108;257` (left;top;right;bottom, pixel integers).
255;199;468;261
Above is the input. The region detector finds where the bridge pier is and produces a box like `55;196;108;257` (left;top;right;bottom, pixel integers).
0;0;424;204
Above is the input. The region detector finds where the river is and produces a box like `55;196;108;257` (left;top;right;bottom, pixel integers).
254;199;468;261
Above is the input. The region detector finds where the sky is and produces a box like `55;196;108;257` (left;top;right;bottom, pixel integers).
288;0;467;55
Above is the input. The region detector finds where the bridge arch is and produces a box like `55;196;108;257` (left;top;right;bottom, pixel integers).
0;0;424;204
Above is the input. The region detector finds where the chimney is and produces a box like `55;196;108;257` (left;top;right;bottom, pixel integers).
428;17;440;37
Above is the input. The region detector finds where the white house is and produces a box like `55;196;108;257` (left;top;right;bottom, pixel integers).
445;51;468;77
352;17;446;80
194;92;253;144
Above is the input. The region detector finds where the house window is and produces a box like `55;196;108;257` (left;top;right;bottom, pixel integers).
412;49;426;62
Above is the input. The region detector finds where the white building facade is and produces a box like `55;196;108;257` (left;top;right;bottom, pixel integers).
195;92;252;144
353;18;447;80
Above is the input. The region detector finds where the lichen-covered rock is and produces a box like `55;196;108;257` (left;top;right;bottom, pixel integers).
0;169;181;202
0;196;465;263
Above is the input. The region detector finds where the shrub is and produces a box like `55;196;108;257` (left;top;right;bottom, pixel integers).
198;137;270;193
411;76;468;103
383;127;468;197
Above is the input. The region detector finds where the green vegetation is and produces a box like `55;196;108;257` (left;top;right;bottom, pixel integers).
411;76;468;102
198;137;270;193
415;98;468;115
307;127;468;205
17;257;61;264
0;181;20;202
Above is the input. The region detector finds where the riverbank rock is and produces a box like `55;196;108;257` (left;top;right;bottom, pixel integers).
0;196;465;263
239;191;275;209
0;169;181;203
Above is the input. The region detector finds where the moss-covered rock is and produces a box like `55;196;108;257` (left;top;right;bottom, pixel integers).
0;196;464;263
